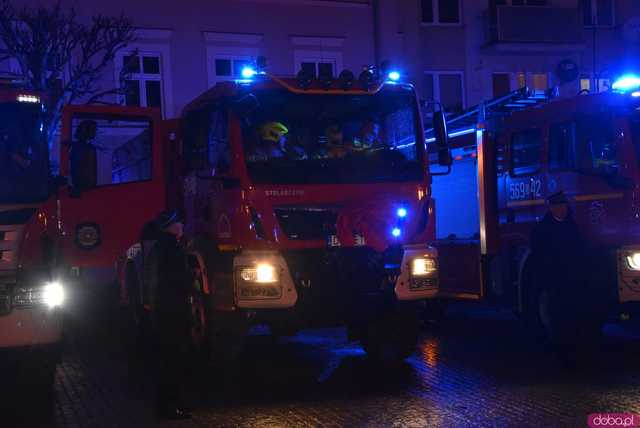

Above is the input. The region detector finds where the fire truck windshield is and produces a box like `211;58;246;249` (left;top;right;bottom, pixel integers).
240;88;422;184
0;102;48;203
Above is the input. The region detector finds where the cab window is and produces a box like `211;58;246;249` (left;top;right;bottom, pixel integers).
510;128;541;175
183;107;230;176
549;122;577;170
71;115;152;187
575;114;618;176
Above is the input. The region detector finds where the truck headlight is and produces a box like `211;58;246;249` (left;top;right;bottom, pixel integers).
13;281;65;308
43;281;65;308
626;252;640;271
239;263;279;284
411;257;437;276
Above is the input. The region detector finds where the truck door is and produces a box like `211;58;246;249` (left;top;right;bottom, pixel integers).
58;105;167;277
503;127;545;239
546;114;630;245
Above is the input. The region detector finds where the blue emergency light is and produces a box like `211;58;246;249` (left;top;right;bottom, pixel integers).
387;71;401;82
241;67;257;79
392;227;402;238
612;74;640;92
397;207;408;218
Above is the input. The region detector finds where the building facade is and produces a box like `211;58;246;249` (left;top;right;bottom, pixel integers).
3;0;640;117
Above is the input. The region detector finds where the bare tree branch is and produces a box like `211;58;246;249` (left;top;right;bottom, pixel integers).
0;0;135;149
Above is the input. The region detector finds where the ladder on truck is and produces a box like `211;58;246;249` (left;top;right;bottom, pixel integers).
424;86;556;143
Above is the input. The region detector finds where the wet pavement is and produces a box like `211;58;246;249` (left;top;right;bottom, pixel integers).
4;304;640;428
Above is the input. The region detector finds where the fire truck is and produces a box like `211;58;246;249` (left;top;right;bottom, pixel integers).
104;67;450;363
429;79;640;342
0;79;65;387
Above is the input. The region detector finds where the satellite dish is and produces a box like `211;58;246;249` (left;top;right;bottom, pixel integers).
556;59;579;83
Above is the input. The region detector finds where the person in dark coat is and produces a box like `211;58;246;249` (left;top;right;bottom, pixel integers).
529;192;600;356
146;209;192;420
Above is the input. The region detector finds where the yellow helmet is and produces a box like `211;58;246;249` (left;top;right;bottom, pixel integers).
259;122;289;143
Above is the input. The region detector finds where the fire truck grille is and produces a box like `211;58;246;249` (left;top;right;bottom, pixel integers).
274;207;337;240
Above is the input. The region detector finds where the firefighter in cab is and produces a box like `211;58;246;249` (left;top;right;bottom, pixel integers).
146;209;192;420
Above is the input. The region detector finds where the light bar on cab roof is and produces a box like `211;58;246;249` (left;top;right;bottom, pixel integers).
17;94;40;103
612;74;640;92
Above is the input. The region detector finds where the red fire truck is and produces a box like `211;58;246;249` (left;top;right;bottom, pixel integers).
97;68;449;363
430;82;640;341
0;80;65;387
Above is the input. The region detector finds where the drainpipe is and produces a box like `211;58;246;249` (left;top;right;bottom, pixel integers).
372;0;381;67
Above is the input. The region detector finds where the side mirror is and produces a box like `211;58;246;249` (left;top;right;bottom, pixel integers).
70;143;97;192
433;110;452;166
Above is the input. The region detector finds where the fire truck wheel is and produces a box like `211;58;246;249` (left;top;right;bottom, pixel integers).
362;311;419;362
188;238;247;367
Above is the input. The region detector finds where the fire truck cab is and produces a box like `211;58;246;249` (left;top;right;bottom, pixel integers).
0;82;64;388
431;84;640;341
111;69;446;363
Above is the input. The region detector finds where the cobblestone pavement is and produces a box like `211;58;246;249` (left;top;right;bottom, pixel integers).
4;304;640;428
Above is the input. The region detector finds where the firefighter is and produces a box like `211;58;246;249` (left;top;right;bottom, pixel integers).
146;209;192;420
247;121;288;161
529;192;600;358
70;120;98;190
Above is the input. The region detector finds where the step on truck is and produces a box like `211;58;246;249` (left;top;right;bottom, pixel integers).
429;80;640;343
62;66;452;363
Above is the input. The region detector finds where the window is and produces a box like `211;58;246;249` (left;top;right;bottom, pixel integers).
120;53;164;111
421;0;460;24
293;50;342;78
575;114;618;176
71;115;152;186
510;128;541;174
581;0;614;26
530;73;548;91
514;72;549;91
423;72;464;114
298;61;335;78
213;57;253;80
492;73;511;97
184;107;230;176
578;74;611;93
549;122;577;170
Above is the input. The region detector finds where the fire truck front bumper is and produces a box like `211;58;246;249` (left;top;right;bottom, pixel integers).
0;306;63;349
232;245;439;310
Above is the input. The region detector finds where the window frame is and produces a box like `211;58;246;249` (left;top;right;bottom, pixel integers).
70;113;155;189
293;49;343;77
508;127;543;177
206;46;259;87
421;0;462;26
582;0;615;28
423;70;466;115
115;47;171;118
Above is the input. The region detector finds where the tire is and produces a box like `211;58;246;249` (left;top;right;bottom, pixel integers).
362;310;420;362
188;238;247;367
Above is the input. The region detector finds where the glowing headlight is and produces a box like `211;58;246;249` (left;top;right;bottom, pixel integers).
43;282;65;308
239;264;279;283
626;252;640;271
411;257;437;276
17;94;40;103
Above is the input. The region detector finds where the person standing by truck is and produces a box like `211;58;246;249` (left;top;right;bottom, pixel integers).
529;192;602;357
146;210;192;420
